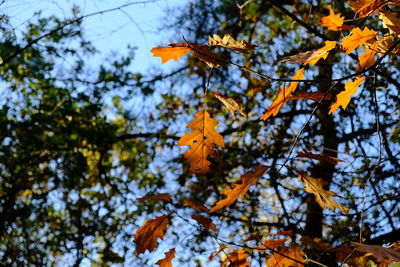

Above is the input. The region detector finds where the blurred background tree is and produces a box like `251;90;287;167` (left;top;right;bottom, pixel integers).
0;0;399;266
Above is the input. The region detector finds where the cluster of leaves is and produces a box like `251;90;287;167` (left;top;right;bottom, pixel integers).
133;1;400;266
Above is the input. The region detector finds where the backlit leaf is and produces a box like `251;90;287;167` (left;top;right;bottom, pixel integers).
298;171;349;213
379;12;400;36
133;214;169;254
260;68;304;120
320;8;353;31
287;92;334;102
209;166;269;213
348;0;384;17
208;34;256;54
297;152;343;165
341;27;377;54
266;245;306;267
178;111;224;174
329;76;365;114
281;41;336;65
222;249;251;267
156;248;175;267
214;92;247;118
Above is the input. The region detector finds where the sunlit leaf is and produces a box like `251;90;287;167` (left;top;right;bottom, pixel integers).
341;27;377;54
133;214;169;254
329;76;366;114
156;248;175;267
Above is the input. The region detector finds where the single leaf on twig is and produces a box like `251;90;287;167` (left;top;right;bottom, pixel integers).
209;166;269;213
266;245;306;267
183;199;209;212
287;91;334;102
133;214;169;254
319;8;353;31
214;92;247;118
208;33;256;54
260;68;305;120
281;41;336;65
222;249;251;267
297;151;343;165
178;111;224;174
191;215;217;232
137;193;172;203
329;76;366;114
156;248;175;267
298;171;349;213
341;27;377;54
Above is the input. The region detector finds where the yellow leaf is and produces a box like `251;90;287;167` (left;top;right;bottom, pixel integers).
222;249;251;267
178;111;224;174
208;33;256;54
319;8;353;31
260;68;305;120
341;27;377;54
298;171;349;213
379;12;400;36
209;166;269;213
156;248;175;267
133;214;169;254
329;76;366;114
266;246;306;267
357;42;378;71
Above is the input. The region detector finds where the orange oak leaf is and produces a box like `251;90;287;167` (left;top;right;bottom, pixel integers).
137;193;172;203
287;92;334;102
178;110;224;174
379;12;400;36
258;239;287;251
329;76;366;114
183;199;210;212
348;0;384;17
298;171;349;213
341;27;377;54
151;42;220;67
222;249;251;267
266;246;306;267
214;92;247;118
297;152;343;165
357;41;378;71
209;165;269;213
191;214;217;232
281;41;336;65
156;248;175;267
133;214;169;254
260;68;304;120
320;8;353;31
208;33;256;54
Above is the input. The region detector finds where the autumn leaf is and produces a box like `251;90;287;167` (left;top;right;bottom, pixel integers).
208;245;227;262
208;33;256;54
266;245;306;267
133;214;169;254
348;0;384;17
379;12;400;36
329;76;366;114
297;151;343;165
137;193;172;203
151;42;220;67
191;214;217;232
183;199;210;212
281;41;336;65
156;248;175;267
258;239;287;251
214;92;247;118
178;110;224;174
287;92;334;102
357;41;378;71
260;68;305;120
298;171;349;213
209;166;269;213
277;230;294;237
151;43;190;63
372;35;400;56
320;8;353;31
301;236;332;251
222;249;251;267
341;27;377;54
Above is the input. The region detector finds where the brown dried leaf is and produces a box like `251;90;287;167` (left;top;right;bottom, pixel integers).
209;166;269;213
301;236;332;251
281;41;336;65
137;193;172;203
222;249;251;267
191;214;217;232
208;34;256;54
178;111;224;174
298;171;349;213
258;239;287;251
297;152;343;165
214;92;247;118
287;92;334;102
133;214;169;254
266;245;306;267
156;248;175;267
183;199;209;212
